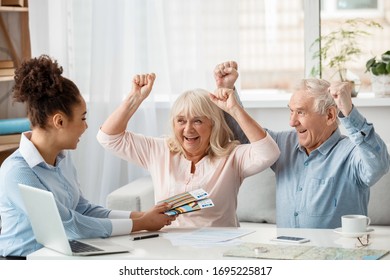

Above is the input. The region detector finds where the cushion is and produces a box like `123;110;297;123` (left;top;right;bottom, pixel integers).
106;176;155;212
368;170;390;225
237;168;276;224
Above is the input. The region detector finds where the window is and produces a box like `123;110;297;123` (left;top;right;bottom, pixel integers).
68;0;389;101
321;0;382;18
320;0;389;92
238;0;305;91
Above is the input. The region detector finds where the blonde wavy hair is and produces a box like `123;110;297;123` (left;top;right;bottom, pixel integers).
167;89;239;159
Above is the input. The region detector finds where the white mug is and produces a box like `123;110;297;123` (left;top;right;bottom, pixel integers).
341;215;371;233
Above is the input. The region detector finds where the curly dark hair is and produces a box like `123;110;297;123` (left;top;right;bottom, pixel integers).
12;54;81;129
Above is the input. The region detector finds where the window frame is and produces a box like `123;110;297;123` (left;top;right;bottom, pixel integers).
304;0;321;78
321;0;383;19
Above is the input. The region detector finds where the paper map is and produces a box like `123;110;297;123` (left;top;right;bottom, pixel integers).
223;242;389;260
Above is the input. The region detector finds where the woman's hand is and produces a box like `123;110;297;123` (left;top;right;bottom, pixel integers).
99;73;156;135
131;202;176;232
210;88;267;143
130;73;156;102
209;88;239;114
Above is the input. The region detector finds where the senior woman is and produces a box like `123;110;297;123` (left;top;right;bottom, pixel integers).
97;73;280;227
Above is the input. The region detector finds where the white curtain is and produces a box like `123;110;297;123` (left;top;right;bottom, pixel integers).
28;0;239;205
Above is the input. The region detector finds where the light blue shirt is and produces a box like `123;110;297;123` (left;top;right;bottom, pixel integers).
267;107;390;228
0;132;112;256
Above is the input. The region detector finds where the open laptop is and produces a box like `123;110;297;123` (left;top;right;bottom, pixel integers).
18;183;131;256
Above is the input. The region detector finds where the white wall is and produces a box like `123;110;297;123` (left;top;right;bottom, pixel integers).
357;106;390;144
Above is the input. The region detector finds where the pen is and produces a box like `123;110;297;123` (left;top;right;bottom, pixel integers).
132;234;160;241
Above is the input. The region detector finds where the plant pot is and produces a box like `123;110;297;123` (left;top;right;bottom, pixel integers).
370;74;390;97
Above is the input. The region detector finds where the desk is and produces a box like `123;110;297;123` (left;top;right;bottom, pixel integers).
27;225;390;260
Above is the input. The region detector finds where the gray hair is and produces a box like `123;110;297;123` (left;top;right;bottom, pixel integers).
295;78;337;115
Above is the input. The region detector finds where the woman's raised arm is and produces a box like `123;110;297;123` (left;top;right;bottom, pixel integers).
100;73;156;135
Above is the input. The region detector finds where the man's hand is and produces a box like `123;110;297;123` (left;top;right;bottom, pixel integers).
329;81;354;116
214;61;238;89
209;88;239;114
130;73;156;102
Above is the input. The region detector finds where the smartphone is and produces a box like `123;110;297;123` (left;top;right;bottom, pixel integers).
271;235;310;244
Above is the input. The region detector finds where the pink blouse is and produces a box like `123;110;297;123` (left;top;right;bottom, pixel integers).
97;130;280;227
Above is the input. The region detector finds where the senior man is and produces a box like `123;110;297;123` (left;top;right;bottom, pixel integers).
214;61;390;229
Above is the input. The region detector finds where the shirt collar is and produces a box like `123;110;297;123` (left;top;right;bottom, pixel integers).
317;128;342;155
296;128;342;156
19;131;66;168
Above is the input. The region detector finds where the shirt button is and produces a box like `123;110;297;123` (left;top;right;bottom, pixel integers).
298;187;303;191
304;162;308;166
294;212;298;217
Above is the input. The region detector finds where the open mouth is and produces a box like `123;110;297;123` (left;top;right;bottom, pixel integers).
184;136;199;142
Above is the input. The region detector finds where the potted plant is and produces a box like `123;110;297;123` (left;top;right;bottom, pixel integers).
310;18;382;96
365;50;390;97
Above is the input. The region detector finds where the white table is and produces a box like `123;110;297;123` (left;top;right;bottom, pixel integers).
27;225;390;260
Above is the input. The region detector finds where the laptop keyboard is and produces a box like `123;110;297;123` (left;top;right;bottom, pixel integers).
69;240;104;253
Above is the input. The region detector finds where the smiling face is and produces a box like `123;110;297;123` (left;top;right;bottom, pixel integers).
57;97;88;150
67;97;88;149
174;114;213;162
288;90;336;154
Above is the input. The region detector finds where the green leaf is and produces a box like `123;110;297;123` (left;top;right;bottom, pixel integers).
366;57;376;68
386;62;390;74
366;57;376;72
375;63;387;75
382;51;390;62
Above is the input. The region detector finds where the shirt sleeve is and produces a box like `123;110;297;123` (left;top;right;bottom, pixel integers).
110;219;133;236
224;89;250;144
58;200;134;237
109;210;132;218
75;194;112;218
66;193;134;237
234;132;280;178
96;129;164;169
340;106;390;185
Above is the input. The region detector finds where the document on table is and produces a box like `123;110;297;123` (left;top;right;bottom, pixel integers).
223;242;390;260
163;228;255;247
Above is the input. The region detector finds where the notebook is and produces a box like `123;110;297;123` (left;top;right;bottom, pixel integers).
18;183;131;256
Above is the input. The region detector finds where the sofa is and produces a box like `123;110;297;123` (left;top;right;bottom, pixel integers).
106;166;390;227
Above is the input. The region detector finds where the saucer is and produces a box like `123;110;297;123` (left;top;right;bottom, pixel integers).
333;227;374;238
